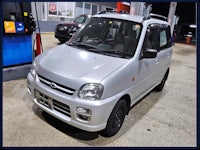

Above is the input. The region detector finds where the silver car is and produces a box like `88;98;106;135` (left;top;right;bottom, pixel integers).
27;13;173;137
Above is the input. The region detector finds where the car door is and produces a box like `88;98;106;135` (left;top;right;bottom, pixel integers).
135;24;161;97
156;25;173;80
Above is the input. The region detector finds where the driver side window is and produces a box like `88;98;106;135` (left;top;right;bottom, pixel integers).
144;28;158;50
140;26;158;59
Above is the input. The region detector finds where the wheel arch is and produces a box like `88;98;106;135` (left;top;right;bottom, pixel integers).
119;94;131;115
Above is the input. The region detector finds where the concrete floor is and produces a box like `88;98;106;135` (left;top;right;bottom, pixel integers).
3;33;197;147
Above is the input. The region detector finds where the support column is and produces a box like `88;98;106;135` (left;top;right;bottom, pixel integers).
130;2;145;16
168;2;177;34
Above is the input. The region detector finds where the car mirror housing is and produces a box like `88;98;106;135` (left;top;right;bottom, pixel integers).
143;49;157;59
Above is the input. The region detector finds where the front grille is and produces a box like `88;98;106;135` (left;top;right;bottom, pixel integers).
36;90;71;117
36;91;51;108
38;75;75;95
56;25;69;35
53;100;71;117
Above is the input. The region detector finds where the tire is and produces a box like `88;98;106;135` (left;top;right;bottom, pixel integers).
155;69;169;92
101;99;127;137
155;77;166;92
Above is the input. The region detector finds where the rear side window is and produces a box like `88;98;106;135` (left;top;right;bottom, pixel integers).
159;26;171;51
160;30;167;47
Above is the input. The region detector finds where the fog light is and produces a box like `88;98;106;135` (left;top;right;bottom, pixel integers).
77;107;92;114
78;114;90;121
76;107;92;121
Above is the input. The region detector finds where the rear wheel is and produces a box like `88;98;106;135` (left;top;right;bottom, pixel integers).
155;69;169;92
101;99;127;137
155;77;166;92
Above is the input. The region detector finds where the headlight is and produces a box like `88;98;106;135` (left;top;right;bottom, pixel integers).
73;27;77;31
78;83;104;100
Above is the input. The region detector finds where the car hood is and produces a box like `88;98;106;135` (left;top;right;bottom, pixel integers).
35;44;128;90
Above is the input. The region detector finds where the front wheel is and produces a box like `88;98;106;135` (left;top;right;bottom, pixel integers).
101;99;127;137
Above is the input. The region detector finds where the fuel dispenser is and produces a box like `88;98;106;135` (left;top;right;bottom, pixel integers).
3;2;36;81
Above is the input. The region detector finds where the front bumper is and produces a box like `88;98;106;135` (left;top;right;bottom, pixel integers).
54;31;74;42
27;73;118;132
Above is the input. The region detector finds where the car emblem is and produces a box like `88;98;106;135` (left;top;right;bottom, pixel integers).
50;82;56;89
59;27;64;31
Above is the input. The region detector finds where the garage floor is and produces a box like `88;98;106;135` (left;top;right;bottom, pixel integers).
3;33;197;147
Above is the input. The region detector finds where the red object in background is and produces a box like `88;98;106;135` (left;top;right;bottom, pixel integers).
186;36;191;44
117;2;130;13
117;2;122;12
49;3;57;11
36;33;42;56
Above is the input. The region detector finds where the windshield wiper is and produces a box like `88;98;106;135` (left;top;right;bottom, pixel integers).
67;42;97;49
98;50;132;58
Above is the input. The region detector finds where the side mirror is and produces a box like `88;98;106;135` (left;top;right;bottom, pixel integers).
143;49;157;59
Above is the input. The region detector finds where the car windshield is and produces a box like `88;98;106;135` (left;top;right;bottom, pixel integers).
72;15;88;24
68;17;142;58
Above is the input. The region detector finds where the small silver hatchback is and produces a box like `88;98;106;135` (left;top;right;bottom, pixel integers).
27;13;173;137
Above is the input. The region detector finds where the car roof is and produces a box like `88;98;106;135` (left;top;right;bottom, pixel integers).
93;13;144;23
92;13;169;25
